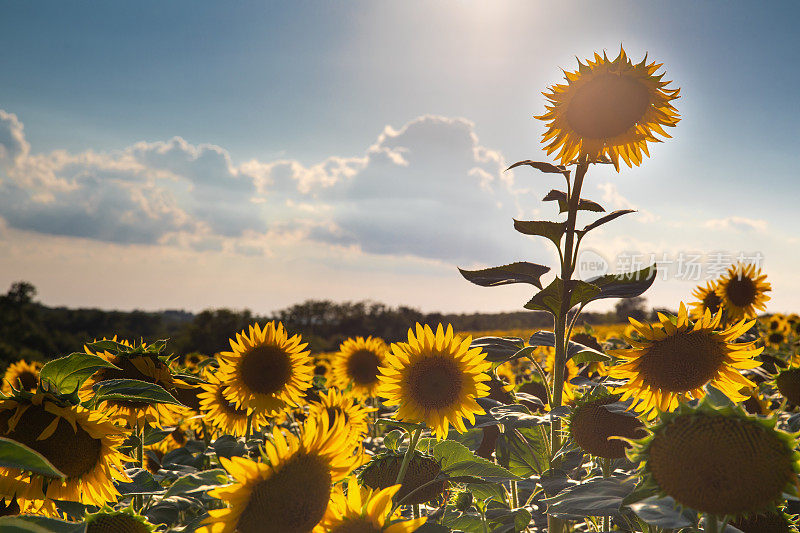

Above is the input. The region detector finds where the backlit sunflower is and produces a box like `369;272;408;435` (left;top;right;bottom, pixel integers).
151;420;191;455
0;392;130;515
84;506;157;533
1;359;42;394
536;47;680;170
182;352;208;371
609;303;762;419
332;336;389;399
630;402;800;517
81;346;182;428
767;330;788;349
568;389;646;459
543;346;580;403
217;321;313;415
308;388;375;445
716;263;771;320
197;372;268;437
689;281;723;320
200;414;356;533
315;477;427;533
378;324;491;439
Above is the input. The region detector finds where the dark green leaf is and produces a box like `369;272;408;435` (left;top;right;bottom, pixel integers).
164;468;230;498
495;427;548;476
524;278;600;315
209;435;246;460
627;496;695;528
116;468;165;496
469;337;525;363
506;160;567;174
585;264;657;302
92;379;184;407
433;440;517;482
542;190;606;213
39;352;119;396
0;437;66;479
579;209;636;234
0;516;85;533
543;476;636;518
383;430;404;452
459;262;550;289
513;220;566;247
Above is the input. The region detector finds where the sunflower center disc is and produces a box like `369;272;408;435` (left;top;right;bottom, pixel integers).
330;518;382;533
702;292;722;315
405;357;464;410
725;276;757;307
239;345;293;395
15;371;38;390
0;405;102;479
235;453;332;533
636;330;725;392
565;73;651;139
346;350;381;385
87;514;149;533
648;414;794;515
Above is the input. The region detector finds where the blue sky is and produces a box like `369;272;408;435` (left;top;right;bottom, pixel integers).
1;1;798;314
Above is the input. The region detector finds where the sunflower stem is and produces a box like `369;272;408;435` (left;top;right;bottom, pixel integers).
245;411;253;440
704;514;719;533
510;479;519;508
394;426;422;487
135;422;144;511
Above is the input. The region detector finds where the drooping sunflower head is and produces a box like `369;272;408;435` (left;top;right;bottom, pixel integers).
536;46;680;170
609;303;763;419
217;321;313;415
630;402;800;517
315;477;427;533
360;449;446;505
690;281;723;320
84;506;156;533
729;508;799;533
1;359;42;394
378;324;491;439
332;336;389;399
197;371;268;437
567;389;646;459
307;387;375;445
716;263;772;320
201;414;357;533
0;392;130;514
776;366;800;406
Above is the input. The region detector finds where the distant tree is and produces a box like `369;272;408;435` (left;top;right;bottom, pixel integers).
615;296;648;323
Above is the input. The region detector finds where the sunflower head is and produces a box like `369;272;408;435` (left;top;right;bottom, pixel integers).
767;330;788;349
630;401;800;517
567;389;646;459
315;477;427;533
307;388;375;445
84;506;156;533
332;336;389;399
716;263;772;320
729;508;799;533
197;371;268;437
217;321;313;415
1;359;42;394
182;352;208;371
536;46;680;170
360;450;446;505
609;303;763;419
776;366;800;405
690;281;723;320
378;323;491;439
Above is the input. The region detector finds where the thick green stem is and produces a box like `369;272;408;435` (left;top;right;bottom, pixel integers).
134;422;144;511
704;514;719;533
510;479;519;508
245;412;253;440
394;427;422;486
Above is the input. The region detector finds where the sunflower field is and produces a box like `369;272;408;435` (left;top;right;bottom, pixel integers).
2;47;800;533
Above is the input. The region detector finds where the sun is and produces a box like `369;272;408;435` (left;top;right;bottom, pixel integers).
217;321;314;415
331;336;389;399
536;46;680;170
715;263;771;320
199;414;357;533
608;303;762;419
378;323;491;439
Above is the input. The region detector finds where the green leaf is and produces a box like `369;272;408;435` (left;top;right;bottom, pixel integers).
469;337;525;363
523;278;600;315
39;352;119;396
506;160;567;174
495;427;548;476
442;507;532;533
542;190;605;213
0;437;66;479
115;468;165;496
383;430;404;452
513;219;566;248
543;476;637;518
627;496;695;528
0;516;85;533
459;262;550;289
585;263;657;302
433;440;517;482
163;468;230;498
92;379;183;407
579;209;636;234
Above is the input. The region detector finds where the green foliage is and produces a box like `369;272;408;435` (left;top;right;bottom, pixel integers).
39;352;119;396
0;437;66;479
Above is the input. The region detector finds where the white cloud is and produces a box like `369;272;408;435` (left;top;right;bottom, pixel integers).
595;181;657;223
704;216;768;233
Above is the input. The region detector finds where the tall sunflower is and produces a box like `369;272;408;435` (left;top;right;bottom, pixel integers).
307;388;375;445
0;392;130;515
197;372;268;437
217;321;313;415
689;281;723;320
716;263;771;320
378;324;491;439
1;359;42;394
200;414;357;533
536;47;680;170
315;477;427;533
608;303;762;419
630;402;800;517
331;336;389;399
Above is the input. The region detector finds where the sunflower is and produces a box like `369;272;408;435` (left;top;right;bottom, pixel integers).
332;336;390;399
767;330;788;349
197;372;268;437
630;402;800;517
378;324;491;439
689;281;723;320
536;47;680;170
315;477;427;533
80;347;182;428
0;392;130;515
729;509;799;533
608;303;763;419
200;414;357;533
307;388;375;445
1;359;42;394
150;420;191;455
84;506;157;533
716;263;772;320
568;389;646;459
182;352;208;372
543;346;580;403
767;314;788;332
217;321;313;415
360;450;446;505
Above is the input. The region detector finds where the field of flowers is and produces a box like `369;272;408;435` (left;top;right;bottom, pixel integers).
2;48;799;533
